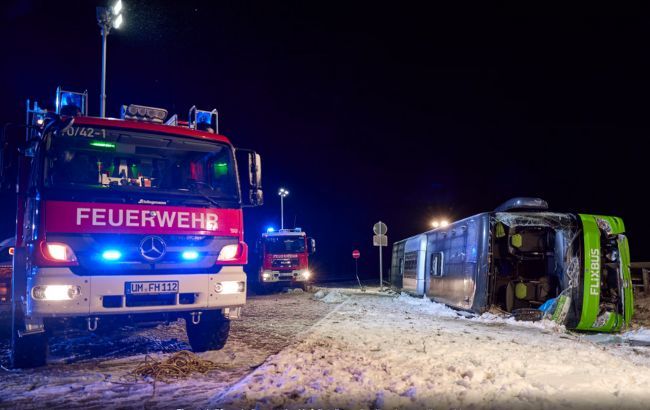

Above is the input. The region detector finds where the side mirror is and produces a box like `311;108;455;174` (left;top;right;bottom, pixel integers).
235;148;263;207
308;237;316;254
43;113;74;138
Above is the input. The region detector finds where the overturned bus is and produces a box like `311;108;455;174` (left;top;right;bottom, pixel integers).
390;198;633;332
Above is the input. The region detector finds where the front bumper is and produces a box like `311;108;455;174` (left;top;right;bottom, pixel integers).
260;269;310;283
26;266;246;318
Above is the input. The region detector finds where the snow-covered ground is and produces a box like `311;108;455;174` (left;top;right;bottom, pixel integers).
0;291;335;409
215;288;650;409
2;288;650;409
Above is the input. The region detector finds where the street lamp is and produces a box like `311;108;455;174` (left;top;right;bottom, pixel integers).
96;0;124;118
278;188;289;229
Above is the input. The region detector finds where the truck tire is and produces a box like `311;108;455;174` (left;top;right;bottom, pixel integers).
185;311;230;352
11;332;48;368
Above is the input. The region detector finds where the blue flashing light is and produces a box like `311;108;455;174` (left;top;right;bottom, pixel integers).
266;227;275;233
182;250;199;261
102;250;122;261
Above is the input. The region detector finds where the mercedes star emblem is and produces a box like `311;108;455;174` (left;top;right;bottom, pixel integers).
139;236;167;261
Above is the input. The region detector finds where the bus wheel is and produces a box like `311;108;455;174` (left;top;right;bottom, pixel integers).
11;332;48;368
185;311;230;352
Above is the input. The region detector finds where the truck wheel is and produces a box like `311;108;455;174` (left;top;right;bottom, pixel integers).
185;311;230;352
11;332;48;368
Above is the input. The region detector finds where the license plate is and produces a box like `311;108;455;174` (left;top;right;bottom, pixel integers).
126;281;179;295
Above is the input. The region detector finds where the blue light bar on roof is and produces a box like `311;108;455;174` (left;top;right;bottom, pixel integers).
189;105;218;133
56;87;88;116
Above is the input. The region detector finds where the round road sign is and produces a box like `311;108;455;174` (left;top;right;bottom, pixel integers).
352;249;360;259
373;221;388;235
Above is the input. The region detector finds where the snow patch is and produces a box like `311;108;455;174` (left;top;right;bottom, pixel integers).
623;327;650;345
393;293;458;318
313;290;327;299
473;312;566;332
320;290;347;304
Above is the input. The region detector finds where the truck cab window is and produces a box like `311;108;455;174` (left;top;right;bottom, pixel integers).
44;126;238;200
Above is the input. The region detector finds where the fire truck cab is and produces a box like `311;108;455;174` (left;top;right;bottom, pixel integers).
258;228;315;290
0;88;263;368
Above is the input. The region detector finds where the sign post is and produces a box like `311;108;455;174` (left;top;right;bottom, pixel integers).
373;221;388;291
352;249;364;291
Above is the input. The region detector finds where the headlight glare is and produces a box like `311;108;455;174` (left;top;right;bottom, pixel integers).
215;281;245;294
45;242;77;262
32;285;81;301
217;244;240;261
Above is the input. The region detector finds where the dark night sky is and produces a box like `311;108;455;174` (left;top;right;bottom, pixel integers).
1;1;649;278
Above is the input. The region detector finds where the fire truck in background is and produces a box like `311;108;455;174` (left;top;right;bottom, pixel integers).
0;87;263;368
258;228;315;290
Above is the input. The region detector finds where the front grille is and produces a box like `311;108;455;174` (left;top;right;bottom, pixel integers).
272;259;299;269
179;293;196;305
102;295;122;308
125;293;176;307
103;293;196;308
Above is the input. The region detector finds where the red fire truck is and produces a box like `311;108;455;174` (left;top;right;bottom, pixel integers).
0;88;263;368
258;228;315;290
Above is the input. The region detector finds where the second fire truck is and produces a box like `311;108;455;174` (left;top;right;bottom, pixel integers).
258;228;315;290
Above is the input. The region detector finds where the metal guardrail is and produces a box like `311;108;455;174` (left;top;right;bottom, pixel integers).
630;262;650;295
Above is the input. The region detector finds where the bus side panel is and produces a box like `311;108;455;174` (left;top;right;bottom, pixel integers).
426;214;487;312
471;213;491;313
402;235;426;295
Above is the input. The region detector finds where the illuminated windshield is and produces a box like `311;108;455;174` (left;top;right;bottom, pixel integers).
264;236;306;253
43;126;238;200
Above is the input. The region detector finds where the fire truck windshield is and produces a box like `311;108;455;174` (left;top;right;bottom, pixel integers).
264;236;306;253
43;125;238;200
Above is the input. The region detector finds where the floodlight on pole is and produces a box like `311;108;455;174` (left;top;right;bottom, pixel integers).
113;14;123;29
431;219;450;229
96;0;124;118
278;188;289;229
113;0;123;15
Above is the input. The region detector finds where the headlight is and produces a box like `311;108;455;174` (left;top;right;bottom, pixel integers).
302;270;311;280
32;285;81;301
262;272;272;281
217;244;240;261
215;281;245;294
